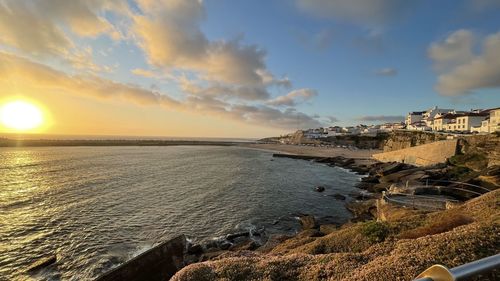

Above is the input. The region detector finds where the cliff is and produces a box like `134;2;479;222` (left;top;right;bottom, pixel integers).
382;131;447;152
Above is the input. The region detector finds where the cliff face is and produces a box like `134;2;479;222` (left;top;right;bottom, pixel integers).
383;131;447;152
458;134;500;167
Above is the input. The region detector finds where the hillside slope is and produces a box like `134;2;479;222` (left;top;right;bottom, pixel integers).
172;190;499;281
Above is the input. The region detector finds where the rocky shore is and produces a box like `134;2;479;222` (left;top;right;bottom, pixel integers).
170;143;499;280
94;139;499;280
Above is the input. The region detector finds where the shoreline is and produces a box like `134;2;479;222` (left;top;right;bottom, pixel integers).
241;143;381;166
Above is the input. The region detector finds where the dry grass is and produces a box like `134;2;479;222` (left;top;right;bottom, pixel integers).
398;213;474;239
172;189;500;281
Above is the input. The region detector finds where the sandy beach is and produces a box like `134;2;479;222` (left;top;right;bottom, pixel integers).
241;143;381;165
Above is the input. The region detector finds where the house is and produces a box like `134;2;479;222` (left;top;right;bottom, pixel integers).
407;121;431;131
421;106;454;127
433;113;460;131
455;112;489;132
327;126;343;136
480;118;490;133
488;108;500;132
405;111;424;126
381;122;405;131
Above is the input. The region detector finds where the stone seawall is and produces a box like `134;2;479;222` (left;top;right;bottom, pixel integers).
373;139;458;166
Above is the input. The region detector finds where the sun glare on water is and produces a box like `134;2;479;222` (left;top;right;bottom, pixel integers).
0;101;44;131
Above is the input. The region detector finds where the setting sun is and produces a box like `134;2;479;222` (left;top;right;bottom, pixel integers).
0;101;44;131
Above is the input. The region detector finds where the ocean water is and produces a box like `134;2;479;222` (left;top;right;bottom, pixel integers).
0;146;361;280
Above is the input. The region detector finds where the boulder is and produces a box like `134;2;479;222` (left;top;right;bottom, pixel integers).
315;186;326;192
256;234;292;253
299;215;318;229
226;232;249;241
219;241;232;250
229;240;259;251
186;244;203;255
376;162;408;176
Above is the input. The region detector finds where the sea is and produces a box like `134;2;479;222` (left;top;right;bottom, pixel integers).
0;146;362;280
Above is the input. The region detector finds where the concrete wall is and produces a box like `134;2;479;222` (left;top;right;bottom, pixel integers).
373;139;457;166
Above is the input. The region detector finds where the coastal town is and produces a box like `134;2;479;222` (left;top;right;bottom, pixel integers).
285;106;500;141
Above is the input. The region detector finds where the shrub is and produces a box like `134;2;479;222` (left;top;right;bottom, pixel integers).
361;221;390;243
398;213;474;239
449;152;488;171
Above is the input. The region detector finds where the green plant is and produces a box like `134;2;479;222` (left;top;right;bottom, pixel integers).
361;221;390;243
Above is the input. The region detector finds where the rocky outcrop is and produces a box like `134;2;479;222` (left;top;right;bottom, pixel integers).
383;131;447;152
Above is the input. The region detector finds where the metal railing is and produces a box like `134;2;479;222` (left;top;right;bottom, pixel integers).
414;253;500;281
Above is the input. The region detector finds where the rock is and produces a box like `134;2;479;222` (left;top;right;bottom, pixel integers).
315;186;326;192
361;175;380;184
299;215;318;229
226;232;249;241
376;162;408;176
187;244;203;255
219;241;232;250
345;200;376;222
330;193;346;201
250;228;265;237
379;169;426;183
484;165;500;176
26;254;57;272
319;224;338;235
256;234;292;253
229;240;259;251
204;240;218;250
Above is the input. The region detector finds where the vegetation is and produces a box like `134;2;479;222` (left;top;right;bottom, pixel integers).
361;221;390;243
172;190;500;281
398;213;474;239
449;152;488;171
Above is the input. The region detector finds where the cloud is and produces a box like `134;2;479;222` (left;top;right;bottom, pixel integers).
131;68;158;78
0;52;320;130
0;0;124;73
428;29;475;71
356;115;404;122
34;0;127;38
374;68;397;76
132;0;275;87
295;28;335;51
296;0;414;26
0;1;71;57
267;89;318;107
180;79;271;101
325;116;340;123
429;30;500;95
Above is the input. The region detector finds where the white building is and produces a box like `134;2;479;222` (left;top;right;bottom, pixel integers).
407;121;431;131
405;111;424;126
488;108;500;132
421;106;454;127
455;112;489;132
480;118;490;133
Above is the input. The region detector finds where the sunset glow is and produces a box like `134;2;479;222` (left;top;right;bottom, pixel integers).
0;101;44;131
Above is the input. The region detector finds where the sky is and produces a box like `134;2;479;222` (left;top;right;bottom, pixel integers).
0;0;499;138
